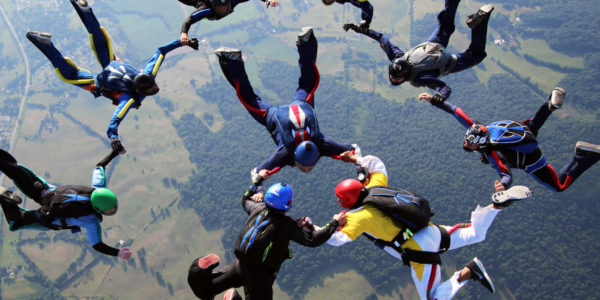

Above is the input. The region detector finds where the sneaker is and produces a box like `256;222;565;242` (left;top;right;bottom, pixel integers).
298;27;314;43
188;38;199;50
215;47;242;61
575;141;600;155
71;0;89;8
548;87;566;111
0;186;22;205
465;257;495;294
223;288;242;300
197;254;220;270
466;4;494;29
492;185;531;208
26;31;52;45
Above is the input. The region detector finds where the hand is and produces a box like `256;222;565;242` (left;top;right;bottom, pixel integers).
430;92;445;105
258;169;271;181
296;216;313;228
340;151;358;163
494;180;506;192
343;23;359;32
251;193;265;202
118;247;132;260
266;0;279;8
358;20;370;34
180;32;190;45
110;138;126;155
333;212;346;226
418;93;432;102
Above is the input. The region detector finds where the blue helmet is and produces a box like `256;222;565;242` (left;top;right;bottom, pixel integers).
265;183;293;212
295;141;319;167
465;124;490;148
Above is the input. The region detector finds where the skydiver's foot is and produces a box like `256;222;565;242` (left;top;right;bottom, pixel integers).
188;254;220;300
223;288;242;300
298;27;314;43
71;0;89;8
465;257;495;293
26;31;52;45
466;4;494;29
492;185;531;208
197;254;220;270
0;186;22;205
215;47;242;62
548;87;566;111
575;141;600;155
188;38;199;50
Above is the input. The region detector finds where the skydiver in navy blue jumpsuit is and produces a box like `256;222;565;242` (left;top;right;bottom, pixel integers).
215;28;358;181
26;0;196;154
179;0;280;45
345;0;492;103
421;88;600;192
322;0;374;32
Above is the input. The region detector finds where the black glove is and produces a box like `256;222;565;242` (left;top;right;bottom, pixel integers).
343;23;359;32
110;138;126;154
358;20;370;34
430;93;445;105
188;38;199;50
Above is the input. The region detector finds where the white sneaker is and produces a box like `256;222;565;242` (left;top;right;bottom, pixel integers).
575;141;600;154
298;27;314;43
492;185;531;208
215;47;242;61
549;87;566;111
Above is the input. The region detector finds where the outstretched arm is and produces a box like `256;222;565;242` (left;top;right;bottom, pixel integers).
349;0;373;25
142;39;185;77
290;213;344;247
180;7;212;43
106;94;138;140
419;98;475;129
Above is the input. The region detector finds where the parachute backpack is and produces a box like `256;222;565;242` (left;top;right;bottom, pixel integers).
234;208;290;269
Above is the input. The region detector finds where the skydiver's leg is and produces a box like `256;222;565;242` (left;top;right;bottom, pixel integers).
445;204;500;250
426;0;460;47
26;32;97;94
216;48;272;126
209;260;245;297
188;254;230;300
294;27;319;107
240;263;276;300
532;144;600;192
523;88;565;136
450;4;491;73
0;149;46;202
70;0;116;67
318;135;355;157
0;200;45;231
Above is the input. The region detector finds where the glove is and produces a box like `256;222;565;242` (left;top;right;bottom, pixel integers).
358;20;370;34
110;138;126;154
188;38;199;50
430;92;445;105
343;23;359;32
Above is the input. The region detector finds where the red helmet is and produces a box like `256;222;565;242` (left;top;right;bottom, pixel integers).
335;179;364;209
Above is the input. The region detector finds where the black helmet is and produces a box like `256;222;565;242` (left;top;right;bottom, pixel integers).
133;73;159;96
210;0;232;17
388;58;411;86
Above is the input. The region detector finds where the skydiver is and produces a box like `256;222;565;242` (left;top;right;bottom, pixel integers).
328;151;532;300
26;0;198;154
187;169;346;300
321;0;374;33
420;87;600;192
0;148;131;259
179;0;280;45
215;27;359;181
344;0;493;103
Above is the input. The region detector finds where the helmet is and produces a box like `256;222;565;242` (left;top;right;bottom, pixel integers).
295;141;319;168
133;73;159;96
464;124;490;147
90;188;118;215
210;0;232;16
388;58;411;86
264;183;293;212
335;179;364;209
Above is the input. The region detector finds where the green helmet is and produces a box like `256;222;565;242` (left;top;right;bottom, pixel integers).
90;188;118;215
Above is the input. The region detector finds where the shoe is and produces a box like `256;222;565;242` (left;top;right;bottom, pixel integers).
466;4;494;29
223;288;242;300
188;38;199;50
575;141;600;155
465;257;495;294
71;0;89;8
215;47;242;61
298;27;314;43
492;185;531;208
26;31;52;45
197;254;220;270
548;87;566;111
0;186;22;205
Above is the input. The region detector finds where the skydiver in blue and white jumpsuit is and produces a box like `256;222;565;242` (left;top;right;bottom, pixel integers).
26;0;196;154
420;88;600;193
215;28;358;181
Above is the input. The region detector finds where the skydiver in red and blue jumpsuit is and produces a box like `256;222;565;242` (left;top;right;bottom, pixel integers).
419;88;600;192
26;0;197;154
215;28;358;181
